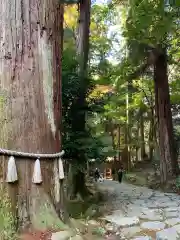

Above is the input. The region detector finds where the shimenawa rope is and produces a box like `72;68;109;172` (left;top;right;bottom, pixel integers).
0;148;65;159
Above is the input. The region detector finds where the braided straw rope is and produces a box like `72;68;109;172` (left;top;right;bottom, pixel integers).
0;148;65;159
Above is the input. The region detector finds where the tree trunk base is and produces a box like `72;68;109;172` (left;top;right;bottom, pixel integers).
30;186;58;230
70;170;92;200
11;185;66;232
3;158;68;232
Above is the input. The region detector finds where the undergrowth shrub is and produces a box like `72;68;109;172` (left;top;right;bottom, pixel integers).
176;176;180;190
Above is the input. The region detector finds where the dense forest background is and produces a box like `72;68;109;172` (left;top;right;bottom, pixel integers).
62;0;180;194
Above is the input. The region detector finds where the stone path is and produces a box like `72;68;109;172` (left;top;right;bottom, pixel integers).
98;180;180;240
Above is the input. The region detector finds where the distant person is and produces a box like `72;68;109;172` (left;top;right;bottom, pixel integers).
99;173;104;182
89;170;94;177
112;168;115;180
118;165;124;183
94;168;100;182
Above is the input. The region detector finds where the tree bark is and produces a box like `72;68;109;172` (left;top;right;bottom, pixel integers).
109;123;118;179
148;107;156;161
154;49;179;183
148;113;153;161
110;123;117;164
126;81;132;171
139;111;146;161
70;0;91;198
0;0;64;230
119;125;128;169
117;125;121;162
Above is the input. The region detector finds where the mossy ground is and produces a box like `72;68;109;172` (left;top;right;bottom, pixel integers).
66;190;104;219
0;187;17;240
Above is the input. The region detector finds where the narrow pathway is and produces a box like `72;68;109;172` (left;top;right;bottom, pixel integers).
98;180;180;240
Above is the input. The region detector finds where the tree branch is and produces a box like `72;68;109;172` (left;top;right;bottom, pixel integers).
127;49;160;81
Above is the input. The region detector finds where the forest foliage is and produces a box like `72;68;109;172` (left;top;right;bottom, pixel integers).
62;0;180;183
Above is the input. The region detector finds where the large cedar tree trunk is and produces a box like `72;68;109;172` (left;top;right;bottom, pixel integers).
148;107;156;161
139;111;146;161
70;0;91;198
117;125;121;162
110;123;118;180
110;123;117;164
154;50;179;183
0;0;64;230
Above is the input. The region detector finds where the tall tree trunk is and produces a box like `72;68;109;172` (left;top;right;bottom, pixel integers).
117;125;121;162
148;107;156;161
148;112;153;161
110;123;117;178
70;0;91;198
139;111;146;161
154;49;179;184
0;0;64;230
126;81;132;171
110;123;117;162
119;125;128;169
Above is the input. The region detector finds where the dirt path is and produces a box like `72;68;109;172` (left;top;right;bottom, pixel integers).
98;180;180;240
